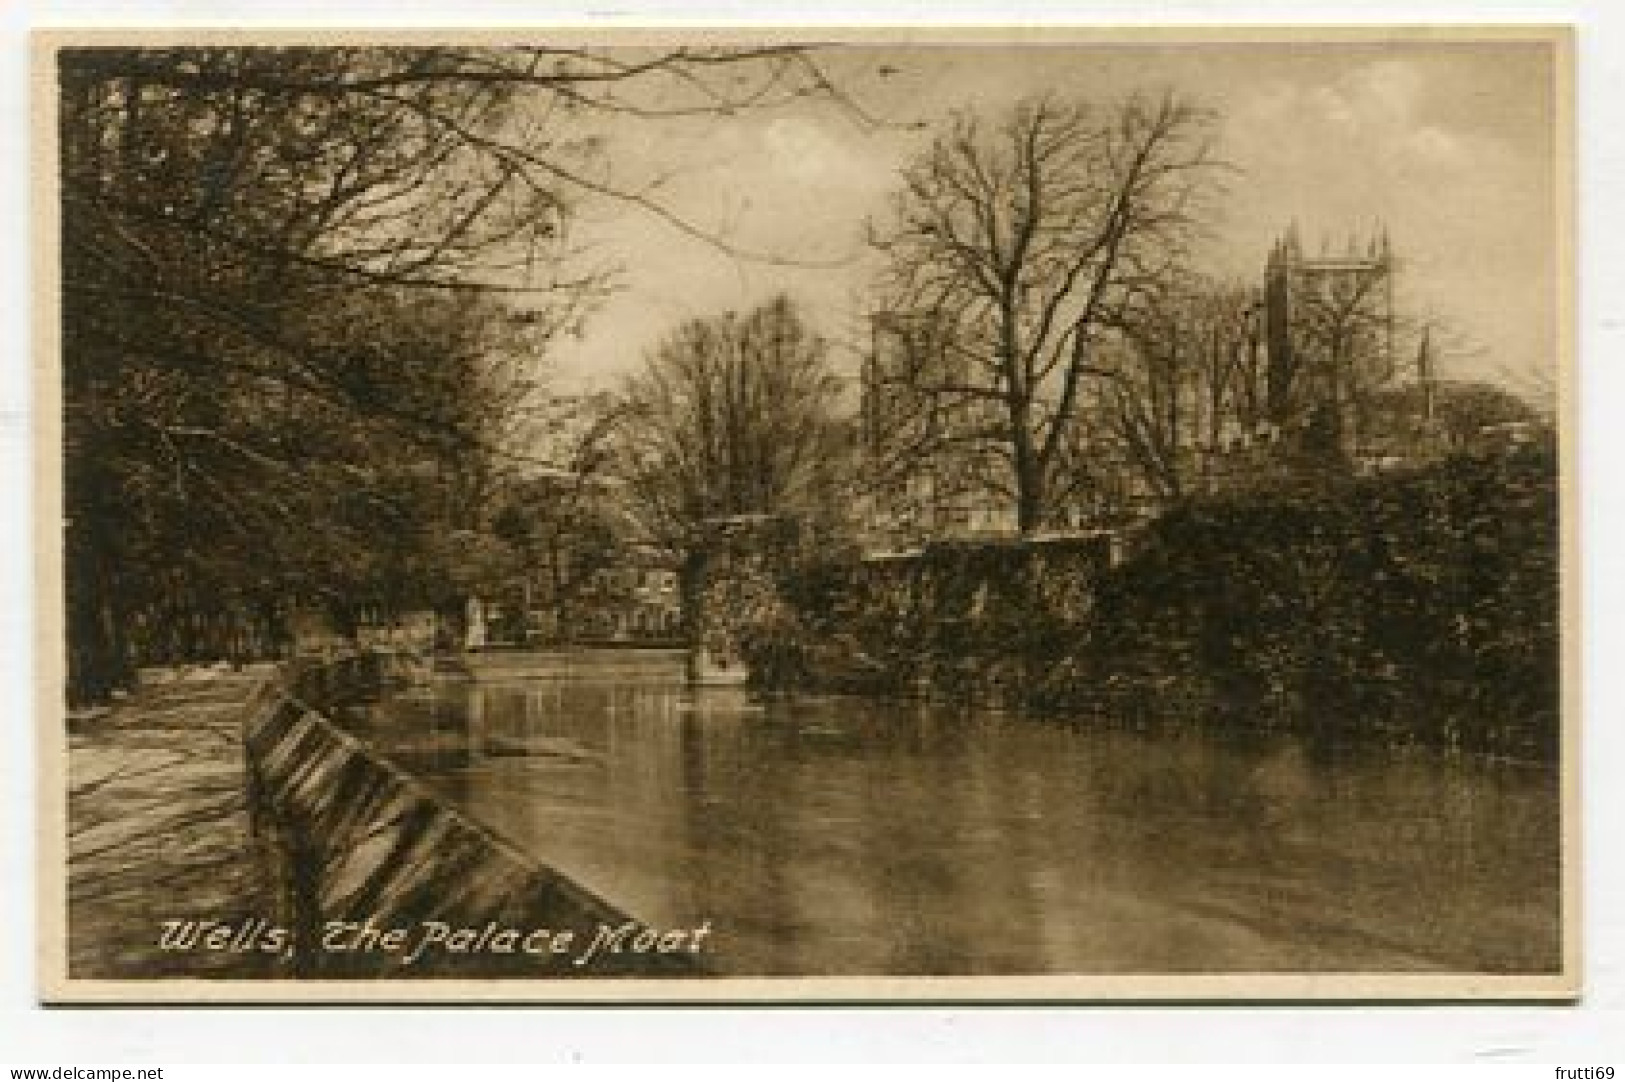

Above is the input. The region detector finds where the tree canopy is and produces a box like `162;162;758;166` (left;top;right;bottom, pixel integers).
59;45;845;702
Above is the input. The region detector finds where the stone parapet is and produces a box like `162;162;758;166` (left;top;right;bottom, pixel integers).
244;651;704;978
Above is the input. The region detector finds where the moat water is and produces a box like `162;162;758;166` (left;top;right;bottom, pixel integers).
345;649;1560;976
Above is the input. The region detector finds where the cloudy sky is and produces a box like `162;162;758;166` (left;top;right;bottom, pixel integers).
539;36;1560;397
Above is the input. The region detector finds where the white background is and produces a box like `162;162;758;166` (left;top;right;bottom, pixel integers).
2;0;1620;1065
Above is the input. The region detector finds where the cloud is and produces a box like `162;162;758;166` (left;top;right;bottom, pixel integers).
1349;58;1428;122
547;44;1557;394
1404;125;1467;166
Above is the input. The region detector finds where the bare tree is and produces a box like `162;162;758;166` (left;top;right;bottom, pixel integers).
1100;274;1266;503
869;91;1223;532
861;311;1014;540
615;295;851;559
493;393;632;642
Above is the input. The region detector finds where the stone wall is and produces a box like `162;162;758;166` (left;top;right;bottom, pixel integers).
688;514;804;676
746;534;1116;710
244;652;704;978
752;444;1559;758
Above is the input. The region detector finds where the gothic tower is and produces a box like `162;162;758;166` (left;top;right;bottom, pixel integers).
1262;224;1395;455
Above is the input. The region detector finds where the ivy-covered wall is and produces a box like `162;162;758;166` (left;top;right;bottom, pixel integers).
744;442;1559;758
743;534;1114;706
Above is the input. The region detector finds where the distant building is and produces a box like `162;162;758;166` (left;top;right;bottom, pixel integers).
1198;226;1441;490
1262;224;1398;457
570;546;684;643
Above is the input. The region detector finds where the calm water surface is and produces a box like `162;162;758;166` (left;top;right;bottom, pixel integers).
347;649;1559;976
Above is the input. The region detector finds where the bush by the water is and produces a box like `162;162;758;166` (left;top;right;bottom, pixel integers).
745;440;1559;758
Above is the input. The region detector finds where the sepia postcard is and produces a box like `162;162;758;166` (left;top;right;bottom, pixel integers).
34;25;1578;1003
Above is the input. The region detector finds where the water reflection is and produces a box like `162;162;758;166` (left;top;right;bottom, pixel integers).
348;649;1560;976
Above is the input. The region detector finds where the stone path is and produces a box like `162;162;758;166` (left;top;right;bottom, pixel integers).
67;666;276;979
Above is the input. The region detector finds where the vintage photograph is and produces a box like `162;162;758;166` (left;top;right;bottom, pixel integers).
39;28;1573;1000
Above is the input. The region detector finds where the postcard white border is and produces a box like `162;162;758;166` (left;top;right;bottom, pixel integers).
6;0;1622;1063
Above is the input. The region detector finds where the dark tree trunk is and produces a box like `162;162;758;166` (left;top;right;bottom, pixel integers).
1014;444;1046;534
65;517;133;708
1016;483;1044;535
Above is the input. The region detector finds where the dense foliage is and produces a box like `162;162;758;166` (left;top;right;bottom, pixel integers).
60;49;562;702
1086;439;1559;754
753;442;1560;757
58;46;842;704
